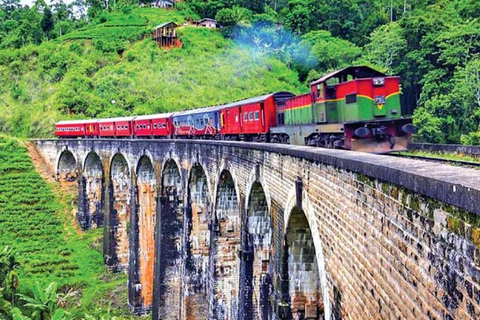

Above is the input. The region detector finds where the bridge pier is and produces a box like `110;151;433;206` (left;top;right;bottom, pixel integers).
78;152;104;230
183;163;210;319
154;159;184;320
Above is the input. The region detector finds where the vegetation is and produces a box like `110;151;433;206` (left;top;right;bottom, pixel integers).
0;136;136;319
399;150;480;164
0;0;479;144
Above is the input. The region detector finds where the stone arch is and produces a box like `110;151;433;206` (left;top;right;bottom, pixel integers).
133;150;155;176
108;153;131;270
211;170;241;320
184;163;211;318
283;188;330;320
155;158;183;320
56;149;77;181
242;181;273;320
136;156;157;309
80;151;104;230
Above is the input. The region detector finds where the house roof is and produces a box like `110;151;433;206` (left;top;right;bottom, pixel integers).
199;18;217;23
153;21;178;30
310;66;386;86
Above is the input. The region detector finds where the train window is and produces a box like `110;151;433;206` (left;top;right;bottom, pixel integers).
254;111;259;120
346;94;357;104
235;114;239;123
316;83;324;99
244;113;248;122
249;112;253;120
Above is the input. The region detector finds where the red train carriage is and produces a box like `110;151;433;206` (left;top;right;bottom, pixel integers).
133;113;174;138
220;92;295;141
98;117;135;137
55;120;99;138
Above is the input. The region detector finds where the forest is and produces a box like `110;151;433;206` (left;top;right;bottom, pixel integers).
0;0;479;144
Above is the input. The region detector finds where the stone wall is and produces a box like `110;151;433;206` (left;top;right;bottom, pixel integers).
31;139;480;320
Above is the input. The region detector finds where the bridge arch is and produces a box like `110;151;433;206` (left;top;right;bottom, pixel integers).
56;148;78;181
80;151;104;230
242;181;273;320
283;189;331;320
155;158;184;319
133;150;155;176
135;155;157;309
108;153;131;270
184;162;211;318
211;169;241;320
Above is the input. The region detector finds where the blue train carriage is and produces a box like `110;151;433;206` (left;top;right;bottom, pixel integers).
172;105;222;138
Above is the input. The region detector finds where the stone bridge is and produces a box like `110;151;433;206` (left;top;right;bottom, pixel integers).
31;139;480;320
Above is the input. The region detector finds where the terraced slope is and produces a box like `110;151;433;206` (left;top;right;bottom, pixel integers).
0;136;133;318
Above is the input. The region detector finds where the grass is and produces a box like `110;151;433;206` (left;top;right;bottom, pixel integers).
0;135;138;319
399;150;480;163
59;7;191;42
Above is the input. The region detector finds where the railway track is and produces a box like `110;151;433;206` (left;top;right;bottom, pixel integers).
388;152;480;168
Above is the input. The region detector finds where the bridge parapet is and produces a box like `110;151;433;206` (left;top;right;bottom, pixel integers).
31;139;480;320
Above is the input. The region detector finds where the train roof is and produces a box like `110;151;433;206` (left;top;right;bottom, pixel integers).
98;116;136;123
220;92;295;109
134;113;175;120
173;105;223;117
310;66;386;86
56;119;98;125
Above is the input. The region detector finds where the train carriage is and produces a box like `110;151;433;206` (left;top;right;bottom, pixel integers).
172;106;221;138
98;117;135;138
220;92;295;141
133;113;174;138
55;119;99;138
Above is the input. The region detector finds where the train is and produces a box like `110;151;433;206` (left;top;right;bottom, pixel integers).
55;66;415;153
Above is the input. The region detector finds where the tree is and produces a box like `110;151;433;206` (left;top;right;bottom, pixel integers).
41;7;54;38
363;22;407;74
283;0;318;34
292;30;361;81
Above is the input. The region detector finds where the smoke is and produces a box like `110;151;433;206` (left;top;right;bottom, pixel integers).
226;21;316;83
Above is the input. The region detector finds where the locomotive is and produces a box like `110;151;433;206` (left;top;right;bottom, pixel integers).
55;66;415;153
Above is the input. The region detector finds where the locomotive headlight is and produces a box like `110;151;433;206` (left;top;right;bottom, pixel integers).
354;127;371;138
373;78;385;86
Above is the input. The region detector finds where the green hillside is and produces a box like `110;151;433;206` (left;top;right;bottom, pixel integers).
0;7;304;138
0;136;135;319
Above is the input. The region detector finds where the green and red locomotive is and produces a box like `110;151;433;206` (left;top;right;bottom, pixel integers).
55;66;414;153
271;66;415;152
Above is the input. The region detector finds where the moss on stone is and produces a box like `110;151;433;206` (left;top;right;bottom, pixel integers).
447;216;465;236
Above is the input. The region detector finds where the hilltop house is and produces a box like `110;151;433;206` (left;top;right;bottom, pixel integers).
153;22;181;48
194;18;218;29
154;0;175;8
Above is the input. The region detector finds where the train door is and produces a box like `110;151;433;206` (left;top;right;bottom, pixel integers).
276;100;286;125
